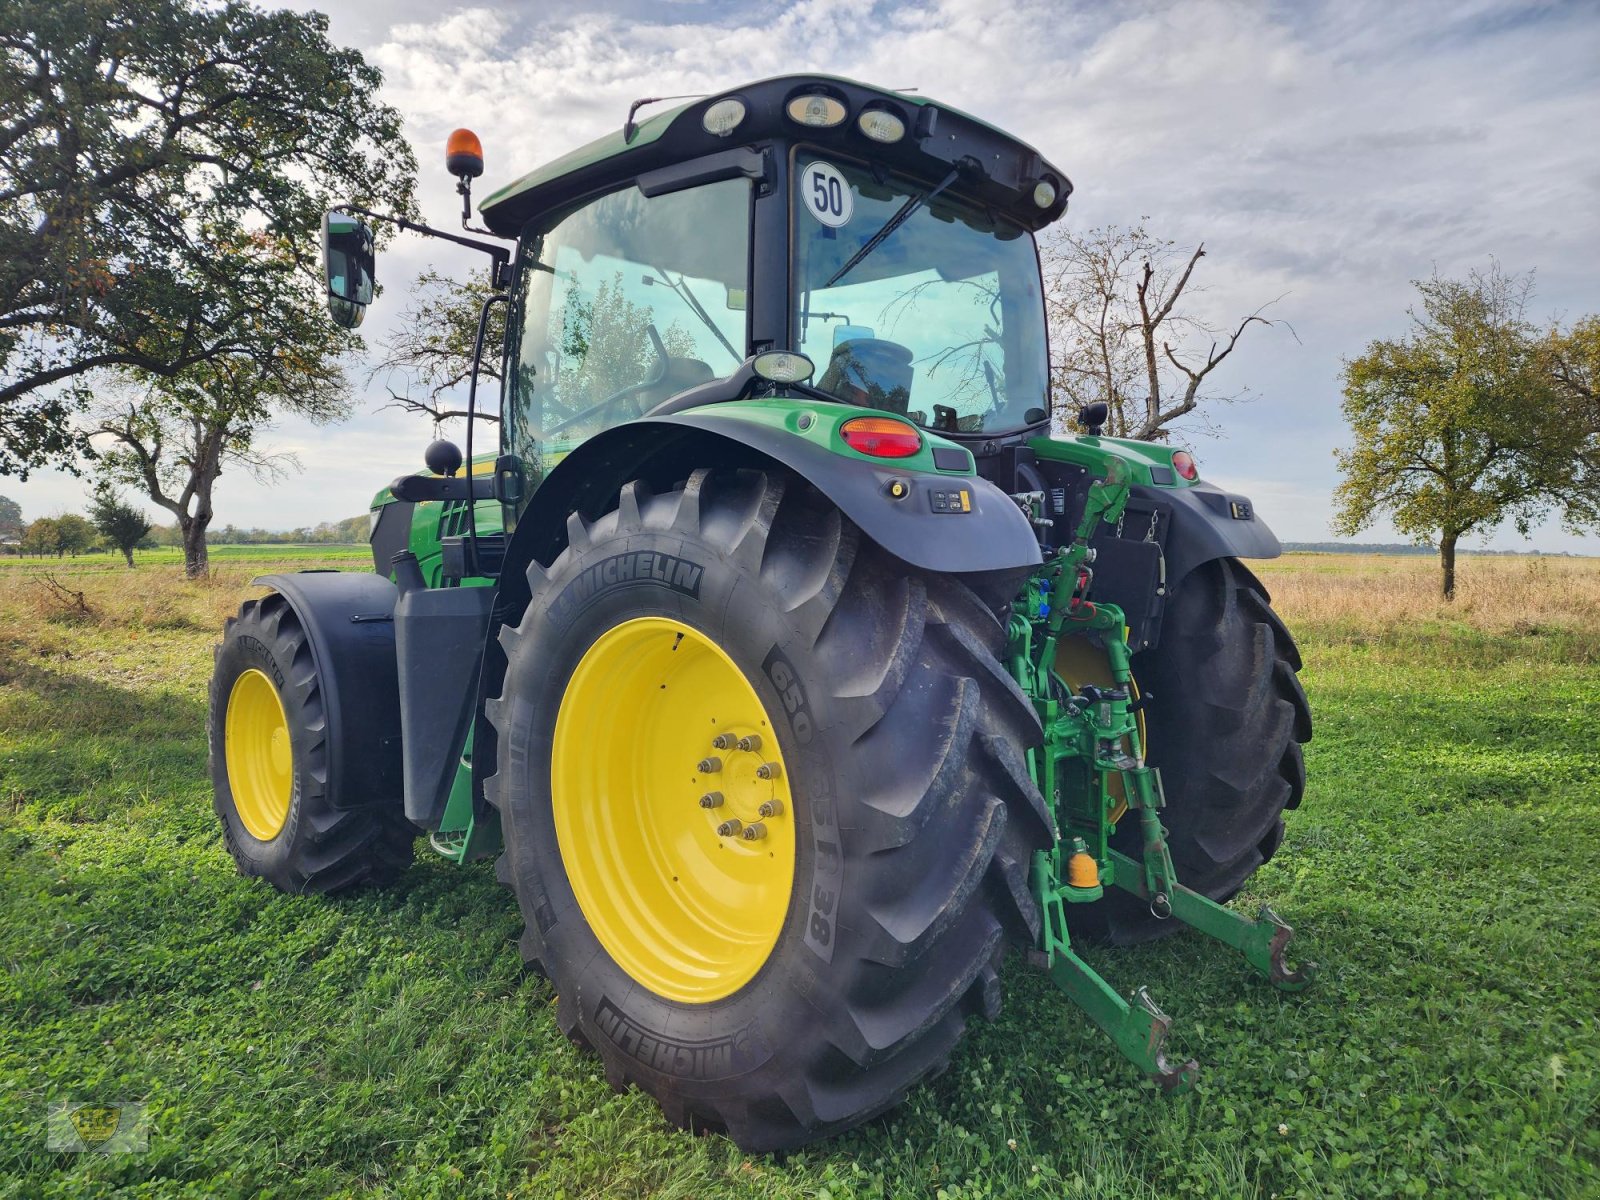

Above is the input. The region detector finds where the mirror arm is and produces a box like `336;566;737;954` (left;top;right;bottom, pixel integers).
333;204;513;276
388;474;495;503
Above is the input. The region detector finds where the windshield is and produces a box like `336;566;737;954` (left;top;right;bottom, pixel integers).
792;152;1049;435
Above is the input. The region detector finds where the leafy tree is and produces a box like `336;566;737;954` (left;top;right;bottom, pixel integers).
0;0;415;476
1039;221;1288;440
20;515;57;556
1334;266;1599;598
93;313;354;576
54;512;94;556
1543;315;1599;414
0;493;21;539
148;522;182;548
88;484;151;566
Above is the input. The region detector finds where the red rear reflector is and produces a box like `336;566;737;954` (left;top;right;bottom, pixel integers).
840;416;921;458
1171;450;1198;481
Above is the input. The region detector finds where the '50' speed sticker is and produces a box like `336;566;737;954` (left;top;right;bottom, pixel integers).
800;160;852;228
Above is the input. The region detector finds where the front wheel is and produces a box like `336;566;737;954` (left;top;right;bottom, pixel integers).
209;592;416;894
486;468;1051;1151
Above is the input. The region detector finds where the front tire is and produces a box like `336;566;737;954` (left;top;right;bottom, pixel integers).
486;468;1050;1151
209;592;417;894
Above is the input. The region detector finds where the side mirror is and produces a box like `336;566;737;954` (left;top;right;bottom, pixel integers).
322;211;375;329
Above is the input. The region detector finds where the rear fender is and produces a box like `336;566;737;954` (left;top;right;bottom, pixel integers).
503;411;1043;600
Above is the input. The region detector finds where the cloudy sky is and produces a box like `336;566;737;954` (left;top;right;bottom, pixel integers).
11;0;1600;549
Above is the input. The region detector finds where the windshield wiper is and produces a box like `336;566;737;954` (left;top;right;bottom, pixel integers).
645;269;741;363
824;166;960;289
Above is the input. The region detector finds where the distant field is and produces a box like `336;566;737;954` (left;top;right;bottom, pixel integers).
2;551;1596;1198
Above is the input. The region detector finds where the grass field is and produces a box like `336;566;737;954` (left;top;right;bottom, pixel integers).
2;549;1597;1198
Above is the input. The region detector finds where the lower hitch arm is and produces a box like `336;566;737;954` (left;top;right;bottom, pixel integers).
1041;944;1199;1091
1107;848;1319;991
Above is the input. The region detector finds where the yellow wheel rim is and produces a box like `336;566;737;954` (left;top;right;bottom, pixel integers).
1054;636;1147;824
225;668;294;841
552;616;796;1004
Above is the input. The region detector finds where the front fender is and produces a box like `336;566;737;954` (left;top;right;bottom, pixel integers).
1142;479;1282;588
251;572;402;809
511;410;1043;578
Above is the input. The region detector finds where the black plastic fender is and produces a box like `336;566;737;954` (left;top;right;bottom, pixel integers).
1142;479;1282;589
251;572;403;810
506;413;1044;584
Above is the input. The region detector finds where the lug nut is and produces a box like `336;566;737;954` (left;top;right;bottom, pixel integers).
697;756;722;774
716;818;743;837
736;734;762;753
758;799;784;818
698;791;724;809
741;822;767;841
711;732;736;750
755;761;782;780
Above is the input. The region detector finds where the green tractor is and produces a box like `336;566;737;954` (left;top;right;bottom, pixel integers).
209;75;1314;1151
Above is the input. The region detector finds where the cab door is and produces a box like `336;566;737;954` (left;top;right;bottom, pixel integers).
503;175;754;513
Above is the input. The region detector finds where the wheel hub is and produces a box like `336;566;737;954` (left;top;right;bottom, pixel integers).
551;616;796;1004
224;668;293;841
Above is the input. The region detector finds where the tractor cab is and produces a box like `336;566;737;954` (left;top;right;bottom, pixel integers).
328;76;1071;518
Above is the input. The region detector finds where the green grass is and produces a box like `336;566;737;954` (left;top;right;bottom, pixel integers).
1;555;1597;1198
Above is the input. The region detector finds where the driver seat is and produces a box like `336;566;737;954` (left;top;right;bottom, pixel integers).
638;356;714;412
818;338;914;415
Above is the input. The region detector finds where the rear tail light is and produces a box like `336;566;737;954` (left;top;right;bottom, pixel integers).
840;416;921;458
1171;450;1198;481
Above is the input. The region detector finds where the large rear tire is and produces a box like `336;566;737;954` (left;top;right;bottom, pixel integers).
209;592;417;894
1099;557;1311;943
486;468;1051;1151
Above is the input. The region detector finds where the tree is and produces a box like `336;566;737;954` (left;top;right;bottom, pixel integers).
373;268;506;433
54;512;94;556
20;515;56;556
1039;221;1288;440
93;310;354;576
0;493;21;539
1543;315;1600;415
1334;266;1599;599
0;0;415;476
88;483;151;566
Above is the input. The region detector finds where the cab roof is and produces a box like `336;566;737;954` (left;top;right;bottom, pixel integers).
478;74;1072;238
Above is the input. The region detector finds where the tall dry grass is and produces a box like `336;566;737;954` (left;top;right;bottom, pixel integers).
0;561;333;635
1254;552;1600;662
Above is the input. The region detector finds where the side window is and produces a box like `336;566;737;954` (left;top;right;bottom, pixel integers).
510;178;750;470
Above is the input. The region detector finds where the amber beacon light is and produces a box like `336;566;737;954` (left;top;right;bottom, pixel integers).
445;128;485;179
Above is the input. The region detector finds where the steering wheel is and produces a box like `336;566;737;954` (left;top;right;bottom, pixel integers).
544;324;670;438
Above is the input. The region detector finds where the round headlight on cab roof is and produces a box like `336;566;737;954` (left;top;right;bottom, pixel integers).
702;97;747;137
857;108;906;143
1032;178;1058;209
786;93;847;128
